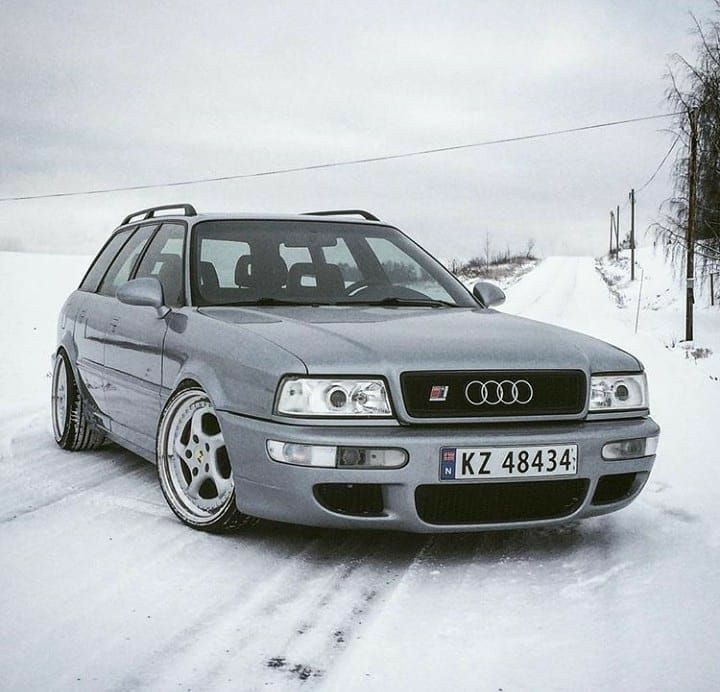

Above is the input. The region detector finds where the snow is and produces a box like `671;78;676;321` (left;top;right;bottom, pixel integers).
0;251;91;410
1;252;719;691
454;258;539;292
597;246;720;381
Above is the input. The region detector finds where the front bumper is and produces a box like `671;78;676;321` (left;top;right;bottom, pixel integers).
216;411;660;533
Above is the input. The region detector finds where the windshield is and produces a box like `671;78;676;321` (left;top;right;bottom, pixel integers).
190;220;476;308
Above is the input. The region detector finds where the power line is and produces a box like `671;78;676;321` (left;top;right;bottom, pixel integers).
636;134;681;193
616;132;680;214
0;111;681;203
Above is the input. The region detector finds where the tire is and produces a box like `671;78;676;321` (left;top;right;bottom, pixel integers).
51;350;105;451
156;387;254;532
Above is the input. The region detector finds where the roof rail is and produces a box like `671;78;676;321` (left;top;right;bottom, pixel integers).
302;209;380;222
121;203;197;226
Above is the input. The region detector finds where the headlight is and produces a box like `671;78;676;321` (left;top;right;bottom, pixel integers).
590;373;648;411
275;377;393;417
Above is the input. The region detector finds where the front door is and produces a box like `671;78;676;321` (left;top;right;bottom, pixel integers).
103;302;168;450
103;222;186;453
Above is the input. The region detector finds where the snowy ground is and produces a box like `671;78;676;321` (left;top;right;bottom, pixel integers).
0;252;719;691
597;246;720;382
454;258;539;292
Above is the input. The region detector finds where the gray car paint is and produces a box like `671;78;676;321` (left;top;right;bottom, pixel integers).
55;212;659;531
194;305;643;425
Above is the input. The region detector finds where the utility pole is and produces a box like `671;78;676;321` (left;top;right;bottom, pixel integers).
616;204;621;255
609;211;615;256
686;108;699;342
630;188;636;280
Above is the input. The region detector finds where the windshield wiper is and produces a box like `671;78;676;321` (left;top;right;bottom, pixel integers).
223;297;321;307
220;296;459;308
333;297;458;308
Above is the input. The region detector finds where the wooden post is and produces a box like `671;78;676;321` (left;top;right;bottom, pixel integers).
686;108;699;342
635;268;645;334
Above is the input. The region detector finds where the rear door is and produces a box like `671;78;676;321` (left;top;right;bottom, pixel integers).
75;227;136;417
103;222;186;452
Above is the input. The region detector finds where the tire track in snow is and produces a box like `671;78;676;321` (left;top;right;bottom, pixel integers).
0;408;156;523
0;406;430;691
111;531;430;691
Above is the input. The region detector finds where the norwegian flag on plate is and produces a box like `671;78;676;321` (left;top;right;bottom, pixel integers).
429;385;449;402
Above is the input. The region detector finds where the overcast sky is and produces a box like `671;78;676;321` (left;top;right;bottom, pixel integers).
0;0;713;260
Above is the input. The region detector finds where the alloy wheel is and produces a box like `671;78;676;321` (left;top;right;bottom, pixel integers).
157;389;235;526
51;356;69;440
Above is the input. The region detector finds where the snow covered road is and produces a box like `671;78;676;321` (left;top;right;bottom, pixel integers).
1;253;718;691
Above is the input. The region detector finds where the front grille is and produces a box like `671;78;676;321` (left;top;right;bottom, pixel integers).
415;479;589;525
401;370;586;418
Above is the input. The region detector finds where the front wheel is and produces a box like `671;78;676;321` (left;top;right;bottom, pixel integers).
156;387;253;532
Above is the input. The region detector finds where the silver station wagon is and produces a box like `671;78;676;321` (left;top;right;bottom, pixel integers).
52;204;660;532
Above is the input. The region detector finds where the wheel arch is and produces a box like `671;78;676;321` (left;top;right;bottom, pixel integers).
53;341;92;408
165;365;224;413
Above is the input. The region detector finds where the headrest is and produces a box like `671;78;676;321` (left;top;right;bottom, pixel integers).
157;253;181;274
287;262;344;295
200;261;219;291
235;255;254;287
234;255;288;289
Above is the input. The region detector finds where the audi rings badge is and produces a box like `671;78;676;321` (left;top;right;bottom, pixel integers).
464;379;534;406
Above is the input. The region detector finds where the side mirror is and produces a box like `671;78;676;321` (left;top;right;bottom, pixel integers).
116;277;170;318
472;281;506;308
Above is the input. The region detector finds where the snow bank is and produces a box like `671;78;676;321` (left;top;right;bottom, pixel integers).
597;246;720;380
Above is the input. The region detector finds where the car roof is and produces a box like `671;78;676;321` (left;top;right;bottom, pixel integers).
114;210;387;233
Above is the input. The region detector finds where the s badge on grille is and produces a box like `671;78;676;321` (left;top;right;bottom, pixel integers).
429;385;449;402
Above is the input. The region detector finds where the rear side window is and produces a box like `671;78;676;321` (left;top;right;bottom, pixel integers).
135;223;186;307
79;228;134;293
97;225;156;297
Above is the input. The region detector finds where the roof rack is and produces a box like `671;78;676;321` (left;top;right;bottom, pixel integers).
302;209;380;222
121;204;197;226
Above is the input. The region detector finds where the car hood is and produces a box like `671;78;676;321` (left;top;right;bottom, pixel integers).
198;306;641;374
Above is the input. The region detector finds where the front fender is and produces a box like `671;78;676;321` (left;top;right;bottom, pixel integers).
162;309;307;417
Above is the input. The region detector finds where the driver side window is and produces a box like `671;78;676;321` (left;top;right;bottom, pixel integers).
135;223;186;308
97;225;156;297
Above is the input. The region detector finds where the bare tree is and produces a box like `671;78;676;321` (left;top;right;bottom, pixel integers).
525;238;537;260
655;3;720;274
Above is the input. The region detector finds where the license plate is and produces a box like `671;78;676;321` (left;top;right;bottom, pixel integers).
439;445;578;480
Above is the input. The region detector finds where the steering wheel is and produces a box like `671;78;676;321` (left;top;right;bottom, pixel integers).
344;280;381;297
